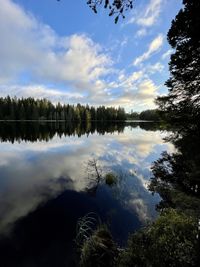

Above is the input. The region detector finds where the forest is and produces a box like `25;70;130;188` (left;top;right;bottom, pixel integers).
0;96;126;121
0;96;161;122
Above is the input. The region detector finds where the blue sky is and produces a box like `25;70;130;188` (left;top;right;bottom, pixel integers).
0;0;182;111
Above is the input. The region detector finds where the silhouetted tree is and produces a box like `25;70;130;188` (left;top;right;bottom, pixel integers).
156;0;200;122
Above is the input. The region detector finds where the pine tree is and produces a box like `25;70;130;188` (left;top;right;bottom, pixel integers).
156;0;200;121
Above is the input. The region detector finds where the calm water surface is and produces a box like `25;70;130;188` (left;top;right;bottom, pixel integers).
0;122;174;267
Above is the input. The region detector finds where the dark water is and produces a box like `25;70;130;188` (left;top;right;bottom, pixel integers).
0;122;173;267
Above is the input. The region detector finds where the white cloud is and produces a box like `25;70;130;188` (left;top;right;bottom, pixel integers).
137;79;158;96
0;85;84;104
161;49;173;60
106;78;159;111
135;28;148;38
127;0;163;39
127;0;162;27
145;62;165;74
0;77;159;111
0;0;112;92
133;34;164;66
137;0;162;27
118;70;144;88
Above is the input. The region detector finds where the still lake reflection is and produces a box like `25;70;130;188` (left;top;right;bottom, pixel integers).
0;122;173;266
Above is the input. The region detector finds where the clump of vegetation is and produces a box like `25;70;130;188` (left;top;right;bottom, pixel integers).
80;225;118;267
75;212;101;250
75;213;118;267
105;172;118;186
117;209;198;267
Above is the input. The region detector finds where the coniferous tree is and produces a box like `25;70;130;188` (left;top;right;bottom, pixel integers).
156;0;200;122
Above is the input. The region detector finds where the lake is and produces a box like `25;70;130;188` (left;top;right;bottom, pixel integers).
0;121;174;267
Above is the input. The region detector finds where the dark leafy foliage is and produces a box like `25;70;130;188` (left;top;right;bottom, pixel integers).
87;0;134;23
118;209;198;267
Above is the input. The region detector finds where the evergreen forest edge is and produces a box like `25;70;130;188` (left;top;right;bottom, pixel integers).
0;96;161;122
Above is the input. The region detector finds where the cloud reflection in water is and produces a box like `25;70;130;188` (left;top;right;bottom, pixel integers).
0;123;174;236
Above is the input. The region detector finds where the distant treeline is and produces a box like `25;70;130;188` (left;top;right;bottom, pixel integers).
126;109;161;121
0;96;162;122
0;96;126;121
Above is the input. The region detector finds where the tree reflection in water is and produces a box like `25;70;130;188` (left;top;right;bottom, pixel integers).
150;123;200;217
0;121;167;143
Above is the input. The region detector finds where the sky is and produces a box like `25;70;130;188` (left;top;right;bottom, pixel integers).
0;0;182;111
